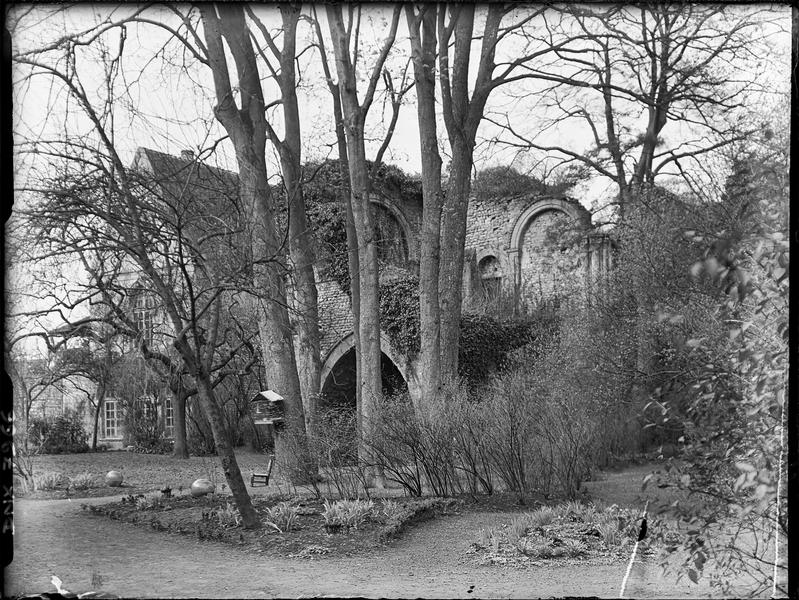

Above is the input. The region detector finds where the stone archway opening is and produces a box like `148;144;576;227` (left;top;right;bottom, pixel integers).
320;348;408;412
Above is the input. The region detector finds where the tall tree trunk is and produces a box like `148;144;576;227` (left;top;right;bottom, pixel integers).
200;6;308;463
436;4;503;379
342;141;382;464
171;380;189;459
277;5;321;439
91;381;106;451
407;5;443;407
327;6;393;474
194;372;260;529
313;7;362;422
438;138;474;378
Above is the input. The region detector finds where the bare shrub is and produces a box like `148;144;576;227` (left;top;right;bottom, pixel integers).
312;406;370;500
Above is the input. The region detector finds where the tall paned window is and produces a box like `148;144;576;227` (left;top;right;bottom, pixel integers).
104;399;119;438
164;397;174;437
133;294;157;346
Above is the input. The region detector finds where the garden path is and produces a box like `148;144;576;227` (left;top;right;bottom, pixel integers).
6;490;713;599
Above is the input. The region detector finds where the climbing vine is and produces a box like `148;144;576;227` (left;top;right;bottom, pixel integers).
379;275;556;383
379;276;422;357
302;160;422;294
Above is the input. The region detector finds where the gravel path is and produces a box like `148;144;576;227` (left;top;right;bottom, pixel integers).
5;494;714;598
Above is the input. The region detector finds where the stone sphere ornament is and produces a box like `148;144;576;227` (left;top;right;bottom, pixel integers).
191;478;215;497
105;471;124;487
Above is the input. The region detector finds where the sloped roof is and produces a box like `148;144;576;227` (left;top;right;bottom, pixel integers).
132;148;241;218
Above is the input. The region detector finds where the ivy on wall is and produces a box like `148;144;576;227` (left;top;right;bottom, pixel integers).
379;274;557;383
379;276;422;357
302;159;421;294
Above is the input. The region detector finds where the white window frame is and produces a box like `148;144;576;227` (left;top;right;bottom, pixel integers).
133;294;157;346
104;399;119;439
164;397;174;438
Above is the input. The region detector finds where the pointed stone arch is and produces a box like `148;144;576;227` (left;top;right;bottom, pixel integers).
319;332;412;395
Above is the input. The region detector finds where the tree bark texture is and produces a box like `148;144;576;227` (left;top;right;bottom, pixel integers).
437;5;503;379
406;5;443;406
326;6;395;463
171;379;189;459
194;372;260;528
269;5;321;439
200;5;306;435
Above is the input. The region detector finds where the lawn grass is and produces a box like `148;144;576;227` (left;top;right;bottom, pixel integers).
21;449;284;498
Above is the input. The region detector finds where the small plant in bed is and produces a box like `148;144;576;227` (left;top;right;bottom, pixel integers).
264;501;300;533
69;472;99;491
471;501;656;565
34;471;67;491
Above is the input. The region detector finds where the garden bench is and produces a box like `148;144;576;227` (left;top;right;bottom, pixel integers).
250;454;274;487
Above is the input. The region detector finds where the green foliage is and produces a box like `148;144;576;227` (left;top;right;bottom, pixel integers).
380;274;553;383
647;147;789;594
379;276;422;357
302;159;422;293
458;314;551;383
264;501;300;533
30;411;89;454
321;498;375;531
124;398;171;454
303;161;350;291
34;471;66;490
473;166;547;201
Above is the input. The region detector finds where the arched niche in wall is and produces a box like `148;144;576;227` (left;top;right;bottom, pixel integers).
476;249;505;302
508;198;590;308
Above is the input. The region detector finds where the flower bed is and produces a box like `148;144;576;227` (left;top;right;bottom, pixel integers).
82;493;461;557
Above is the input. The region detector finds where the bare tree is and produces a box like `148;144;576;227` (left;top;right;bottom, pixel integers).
324;5;411;473
196;5;308;446
489;5;785;213
12;13;267;522
243;5;322;438
407;4;571;386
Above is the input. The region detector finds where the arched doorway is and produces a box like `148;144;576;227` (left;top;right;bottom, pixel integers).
320;347;408;411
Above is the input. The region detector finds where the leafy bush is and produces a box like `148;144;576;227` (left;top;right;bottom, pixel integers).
34;471;66;491
379;274;552;382
376;497;460;541
131;439;174;455
322;498;376;532
264;501;300;533
30;411;89;454
212;502;242;528
339;499;374;529
474;502;641;561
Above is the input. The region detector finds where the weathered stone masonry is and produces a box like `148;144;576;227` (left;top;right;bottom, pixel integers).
315;188;614;404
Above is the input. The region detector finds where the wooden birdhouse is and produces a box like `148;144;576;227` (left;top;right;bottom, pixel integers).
250;390;285;428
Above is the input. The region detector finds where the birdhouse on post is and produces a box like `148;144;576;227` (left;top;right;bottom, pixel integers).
250;390;285;431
